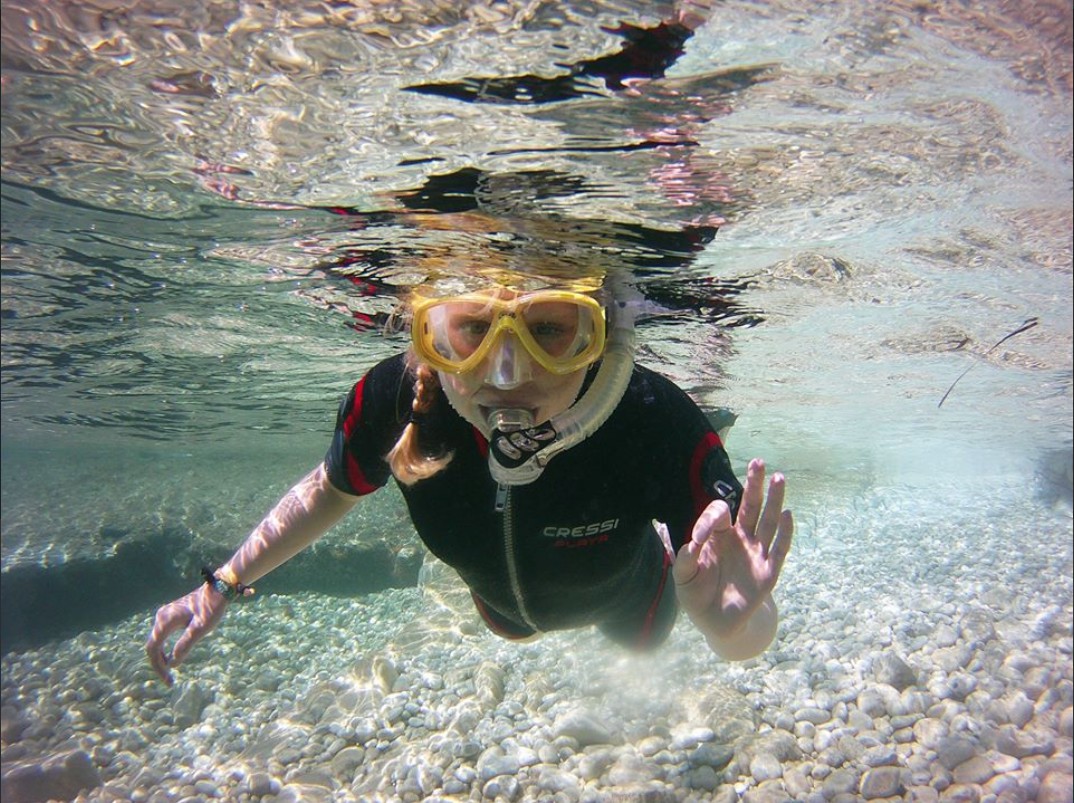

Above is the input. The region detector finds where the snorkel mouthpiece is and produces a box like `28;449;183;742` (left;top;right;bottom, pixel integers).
487;408;535;432
487;287;638;486
488;413;559;483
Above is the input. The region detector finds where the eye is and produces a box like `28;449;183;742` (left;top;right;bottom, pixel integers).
455;318;491;338
529;321;570;338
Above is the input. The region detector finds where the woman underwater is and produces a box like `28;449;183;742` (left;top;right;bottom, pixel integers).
146;252;793;686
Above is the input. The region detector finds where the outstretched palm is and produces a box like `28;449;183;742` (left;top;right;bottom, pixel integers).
674;458;794;647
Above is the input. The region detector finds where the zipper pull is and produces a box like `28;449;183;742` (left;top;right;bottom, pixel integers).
494;483;509;513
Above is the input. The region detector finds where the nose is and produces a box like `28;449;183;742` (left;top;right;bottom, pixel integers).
484;333;533;390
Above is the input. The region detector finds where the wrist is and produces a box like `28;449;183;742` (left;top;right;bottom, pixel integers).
703;595;778;661
201;566;254;601
216;565;241;586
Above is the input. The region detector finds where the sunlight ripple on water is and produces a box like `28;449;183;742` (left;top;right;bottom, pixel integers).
1;2;1070;570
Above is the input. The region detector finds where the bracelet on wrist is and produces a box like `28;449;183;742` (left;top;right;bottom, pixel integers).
201;566;254;601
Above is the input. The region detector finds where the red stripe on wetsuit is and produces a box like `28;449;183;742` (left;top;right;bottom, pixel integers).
632;548;673;649
689;431;724;518
341;377;379;496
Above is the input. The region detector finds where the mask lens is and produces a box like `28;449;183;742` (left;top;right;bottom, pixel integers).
519;298;597;361
423;300;497;363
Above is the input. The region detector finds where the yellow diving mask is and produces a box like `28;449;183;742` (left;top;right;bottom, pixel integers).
411;288;607;376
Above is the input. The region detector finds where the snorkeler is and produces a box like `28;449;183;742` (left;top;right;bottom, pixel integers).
146;273;793;685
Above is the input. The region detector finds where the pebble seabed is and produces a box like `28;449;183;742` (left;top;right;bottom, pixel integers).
2;483;1072;803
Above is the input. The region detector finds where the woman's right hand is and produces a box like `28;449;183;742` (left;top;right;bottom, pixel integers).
145;584;230;686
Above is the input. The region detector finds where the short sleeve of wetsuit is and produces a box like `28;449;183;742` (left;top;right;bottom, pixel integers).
640;368;744;553
324;354;411;496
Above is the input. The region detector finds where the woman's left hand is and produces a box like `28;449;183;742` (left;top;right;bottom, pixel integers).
673;458;794;659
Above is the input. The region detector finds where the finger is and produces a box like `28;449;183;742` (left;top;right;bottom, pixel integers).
674;499;731;585
673;541;701;586
756;471;787;552
767;510;794;579
688;499;732;555
170;623;205;668
146;607;186;685
736;458;767;537
145;636;173;686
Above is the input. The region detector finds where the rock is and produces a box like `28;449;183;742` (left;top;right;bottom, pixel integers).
742;784;796;803
552;710;616;747
795;707;831;725
996;726;1056;759
934;624;959;647
936;736;978;770
860;766;905;799
329;746;365;777
933;646;973;673
687;765;721;791
577;749;616;781
608;755;662;786
247;772;280;797
473;661;505;707
689;742;734;770
411;764;443;797
750;753;783;782
987;692;1035;728
476;750;520;782
669;725;715;749
254;669;283;692
953;755;995;785
913;717;948;751
1038;772;1074;803
0;750;102;803
276;782;334;802
858;684;901;718
942;783;982;801
821;768;860;798
946;673;978;701
173;681;214;729
0;706;29;743
895;690;932;716
872;653;918;691
783;767;812;798
678;683;756;740
482;775;520;801
749;730;802;763
836;735;866;763
905;785;940;802
536;767;581;797
958;609;997;643
862;745;899;767
637;736;666;757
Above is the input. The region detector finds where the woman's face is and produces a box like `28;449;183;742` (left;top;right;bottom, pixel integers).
414;286;603;433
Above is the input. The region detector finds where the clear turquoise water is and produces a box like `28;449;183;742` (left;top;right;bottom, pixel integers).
1;1;1070;643
1;4;1072;802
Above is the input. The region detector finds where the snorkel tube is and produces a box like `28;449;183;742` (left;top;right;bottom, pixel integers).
487;286;638;486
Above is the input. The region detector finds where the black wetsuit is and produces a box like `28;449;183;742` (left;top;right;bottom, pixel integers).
325;353;742;649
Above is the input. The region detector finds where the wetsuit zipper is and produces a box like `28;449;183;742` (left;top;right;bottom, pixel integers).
496;482;539;632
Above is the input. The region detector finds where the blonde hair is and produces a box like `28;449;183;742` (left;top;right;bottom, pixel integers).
386;358;454;485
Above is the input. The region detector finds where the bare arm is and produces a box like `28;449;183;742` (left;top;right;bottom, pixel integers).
146;462;359;684
219;462;359;586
